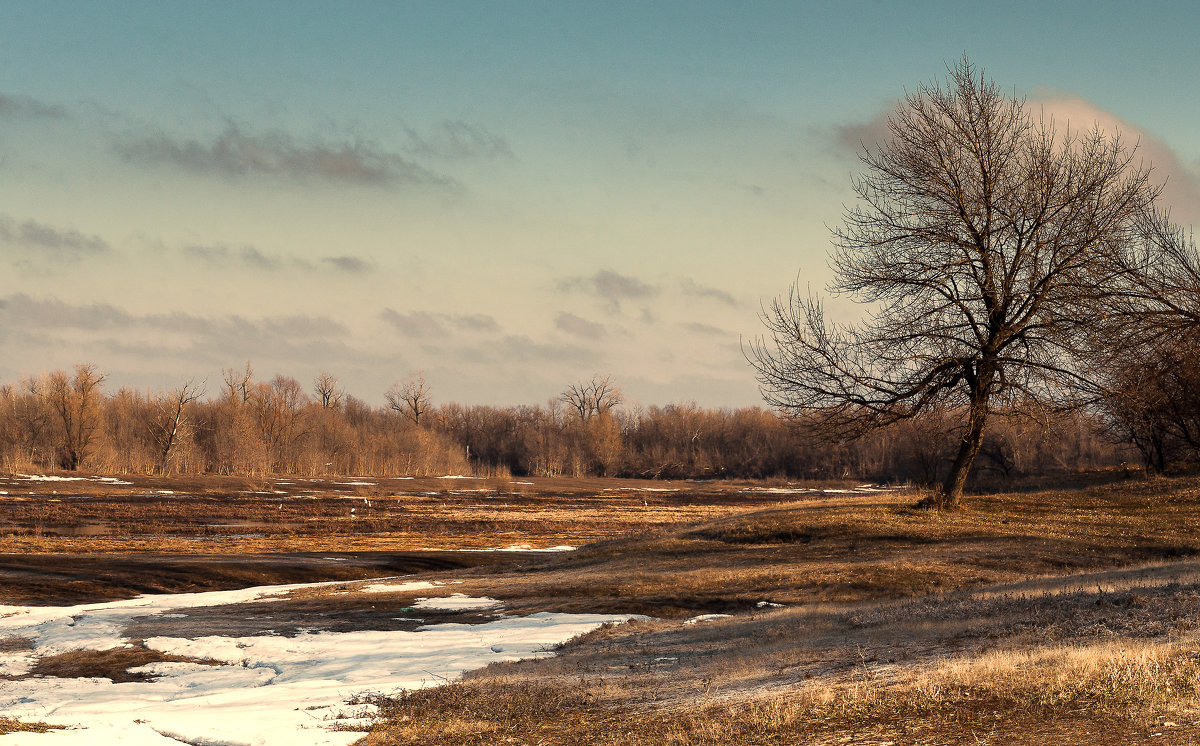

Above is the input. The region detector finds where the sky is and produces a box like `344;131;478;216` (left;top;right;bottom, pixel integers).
2;1;1199;408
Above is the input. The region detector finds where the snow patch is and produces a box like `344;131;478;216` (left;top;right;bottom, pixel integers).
0;581;635;745
412;593;502;612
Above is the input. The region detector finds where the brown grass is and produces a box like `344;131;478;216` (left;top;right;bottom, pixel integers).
11;647;220;683
361;473;1200;745
0;718;63;735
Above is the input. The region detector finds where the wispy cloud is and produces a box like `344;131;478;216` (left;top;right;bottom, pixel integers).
184;243;375;274
0;293;347;339
680;321;729;337
558;270;659;309
679;278;739;307
116;123;456;188
0;215;109;262
0;93;66;120
322;255;373;273
380;308;501;337
832;109;892;155
403;120;513;161
555;311;606;338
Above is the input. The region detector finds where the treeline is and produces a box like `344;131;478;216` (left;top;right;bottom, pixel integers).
0;364;1134;484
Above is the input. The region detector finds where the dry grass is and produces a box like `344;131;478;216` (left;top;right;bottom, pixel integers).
362;473;1200;745
9;646;220;683
0;473;813;555
11;469;1200;742
0;718;63;735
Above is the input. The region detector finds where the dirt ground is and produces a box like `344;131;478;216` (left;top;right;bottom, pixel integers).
9;469;1200;744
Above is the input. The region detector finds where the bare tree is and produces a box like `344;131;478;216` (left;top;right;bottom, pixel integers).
385;372;431;426
749;58;1159;508
45;364;106;470
146;379;204;473
561;375;622;422
222;361;254;404
313;371;343;409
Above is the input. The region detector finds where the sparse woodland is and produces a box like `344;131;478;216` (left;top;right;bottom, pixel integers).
0;363;1130;485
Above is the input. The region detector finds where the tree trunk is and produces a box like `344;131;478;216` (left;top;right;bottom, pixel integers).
925;398;990;509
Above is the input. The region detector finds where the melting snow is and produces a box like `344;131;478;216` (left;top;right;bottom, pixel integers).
412;593;502;611
0;579;635;745
682;613;733;625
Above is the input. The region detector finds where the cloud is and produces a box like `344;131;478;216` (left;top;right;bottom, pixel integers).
555;311;606;338
0;215;109;261
184;243;291;271
477;335;599;366
680;321;729;337
0;293;347;340
380;308;501;337
185;244;375;275
831;91;1200;220
679;278;739;307
322;255;373;273
403;120;513;161
0;93;66;120
115;123;456;188
558;270;659;309
240;246;283;271
1029;92;1200;220
832;109;893;155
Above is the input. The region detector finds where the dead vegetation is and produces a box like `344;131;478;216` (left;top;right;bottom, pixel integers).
10;647;220;683
362;474;1200;745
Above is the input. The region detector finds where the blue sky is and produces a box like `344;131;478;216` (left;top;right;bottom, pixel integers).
2;2;1198;407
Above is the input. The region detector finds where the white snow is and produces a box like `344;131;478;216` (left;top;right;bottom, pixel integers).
412;593;502;611
682;613;733;625
0;580;634;745
437;475;481;480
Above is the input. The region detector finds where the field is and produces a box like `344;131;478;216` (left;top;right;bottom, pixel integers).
6;471;1200;743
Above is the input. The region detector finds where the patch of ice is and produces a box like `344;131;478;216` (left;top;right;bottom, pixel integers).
682;614;733;625
412;593;502;612
334;481;375;486
755;601;785;609
0;582;635;746
437;475;481;480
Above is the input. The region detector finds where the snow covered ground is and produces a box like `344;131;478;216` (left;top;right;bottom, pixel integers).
0;579;637;745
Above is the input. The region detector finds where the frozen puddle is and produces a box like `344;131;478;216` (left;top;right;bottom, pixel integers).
0;580;636;745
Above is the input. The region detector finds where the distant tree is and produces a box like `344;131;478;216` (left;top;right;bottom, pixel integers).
385;372;431;426
561;375;622;422
46;364;106;470
749;58;1160;508
146;379;204;473
313;371;343;409
222;361;254;404
250;375;310;470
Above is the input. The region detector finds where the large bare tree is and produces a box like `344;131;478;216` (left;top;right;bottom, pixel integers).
750;59;1160;508
561;375;622;422
385;372;432;426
